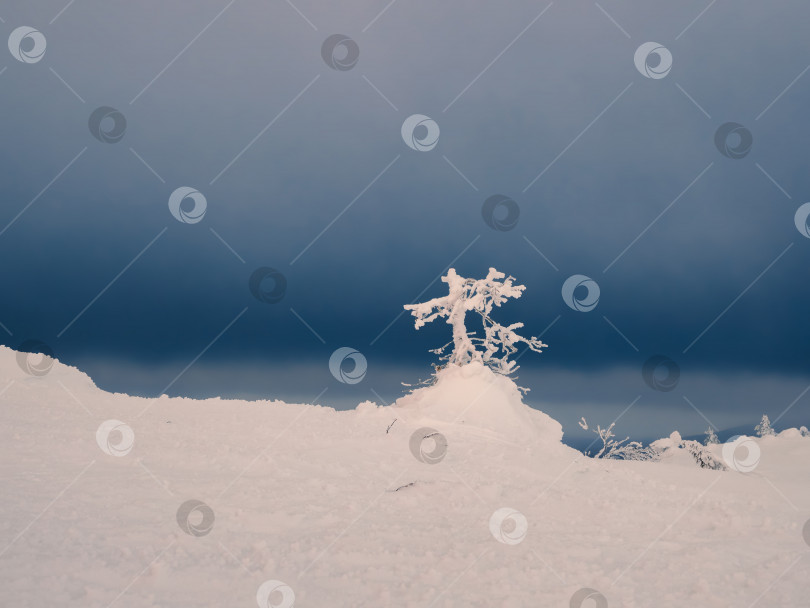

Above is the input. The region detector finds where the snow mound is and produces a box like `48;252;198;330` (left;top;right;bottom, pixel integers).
0;345;97;391
392;361;565;446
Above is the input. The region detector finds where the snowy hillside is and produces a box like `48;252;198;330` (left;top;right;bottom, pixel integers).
1;345;809;607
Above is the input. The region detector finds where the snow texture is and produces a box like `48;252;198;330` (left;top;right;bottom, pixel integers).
2;346;809;607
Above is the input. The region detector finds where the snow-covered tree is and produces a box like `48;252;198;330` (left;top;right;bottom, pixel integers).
755;414;776;437
703;427;720;445
681;439;726;470
404;268;547;376
578;417;659;461
800;426;810;438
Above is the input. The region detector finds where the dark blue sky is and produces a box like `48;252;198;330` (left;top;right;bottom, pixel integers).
2;0;810;440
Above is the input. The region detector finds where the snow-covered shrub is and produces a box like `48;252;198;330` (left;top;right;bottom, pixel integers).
651;431;727;470
578;417;659;461
800;426;810;437
703;427;720;445
405;268;547;377
755;414;776;437
681;439;727;470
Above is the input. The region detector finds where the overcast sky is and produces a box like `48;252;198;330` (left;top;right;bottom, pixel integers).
2;0;809;442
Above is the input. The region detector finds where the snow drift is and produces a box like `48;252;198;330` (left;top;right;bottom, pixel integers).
2;345;810;607
392;361;566;448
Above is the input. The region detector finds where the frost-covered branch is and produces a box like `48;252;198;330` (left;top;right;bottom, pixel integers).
681;439;726;470
579;417;659;461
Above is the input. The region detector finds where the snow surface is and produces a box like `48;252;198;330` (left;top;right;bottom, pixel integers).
1;345;809;607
